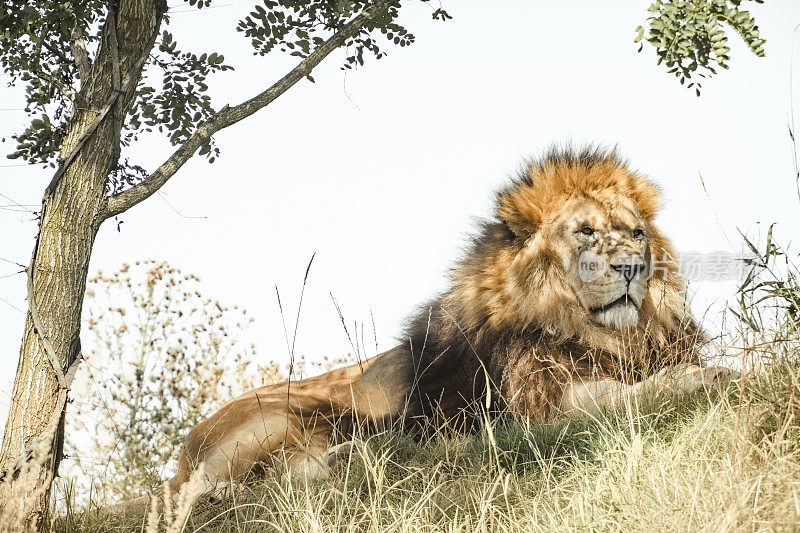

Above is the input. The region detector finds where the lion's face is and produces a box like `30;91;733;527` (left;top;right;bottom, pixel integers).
550;196;650;330
492;153;671;336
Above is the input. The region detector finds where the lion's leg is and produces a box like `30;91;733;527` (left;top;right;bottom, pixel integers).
560;364;739;416
281;439;358;481
168;407;322;492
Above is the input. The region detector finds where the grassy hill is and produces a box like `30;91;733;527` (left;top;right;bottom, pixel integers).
54;357;800;533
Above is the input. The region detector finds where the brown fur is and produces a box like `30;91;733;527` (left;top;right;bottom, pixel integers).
163;146;711;496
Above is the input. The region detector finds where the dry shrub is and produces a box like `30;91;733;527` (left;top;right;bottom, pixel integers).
64;260;351;505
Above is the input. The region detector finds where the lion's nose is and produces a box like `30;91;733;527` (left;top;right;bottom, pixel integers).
610;262;645;283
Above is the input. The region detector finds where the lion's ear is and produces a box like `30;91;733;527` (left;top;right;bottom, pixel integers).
497;186;543;238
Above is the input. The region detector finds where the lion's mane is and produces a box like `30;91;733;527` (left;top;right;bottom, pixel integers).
402;146;703;420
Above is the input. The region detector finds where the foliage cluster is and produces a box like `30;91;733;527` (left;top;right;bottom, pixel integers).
0;0;445;181
636;0;766;94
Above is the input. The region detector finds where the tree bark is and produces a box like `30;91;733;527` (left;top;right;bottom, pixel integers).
0;1;166;526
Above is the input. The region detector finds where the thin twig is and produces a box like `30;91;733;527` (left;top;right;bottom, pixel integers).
789;24;800;205
0;296;25;314
32;69;76;102
42;40;72;66
32;23;76;102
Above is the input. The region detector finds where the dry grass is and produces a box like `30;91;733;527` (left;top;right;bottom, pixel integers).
143;464;206;533
47;354;800;532
0;441;55;533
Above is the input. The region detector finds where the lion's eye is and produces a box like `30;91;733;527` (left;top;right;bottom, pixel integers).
633;228;645;238
581;226;594;236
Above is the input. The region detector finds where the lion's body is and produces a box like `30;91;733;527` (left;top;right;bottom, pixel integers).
164;147;732;497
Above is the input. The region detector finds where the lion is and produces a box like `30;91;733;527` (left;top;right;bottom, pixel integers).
157;146;737;499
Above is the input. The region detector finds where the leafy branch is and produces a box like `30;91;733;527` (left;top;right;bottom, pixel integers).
104;0;401;219
635;0;766;95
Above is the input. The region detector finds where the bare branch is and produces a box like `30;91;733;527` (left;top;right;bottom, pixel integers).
103;0;392;220
31;68;76;102
32;22;76;101
70;23;92;81
42;40;72;67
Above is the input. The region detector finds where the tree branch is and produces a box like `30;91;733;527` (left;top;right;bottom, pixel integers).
32;68;76;102
70;24;92;82
33;23;76;102
103;0;392;220
107;6;124;164
42;40;72;68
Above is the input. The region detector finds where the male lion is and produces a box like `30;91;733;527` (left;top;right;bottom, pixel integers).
164;147;736;497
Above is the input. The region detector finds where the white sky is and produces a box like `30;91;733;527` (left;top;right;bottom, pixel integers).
2;1;800;432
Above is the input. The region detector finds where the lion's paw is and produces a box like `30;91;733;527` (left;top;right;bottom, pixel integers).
669;365;739;395
324;441;356;469
206;481;244;504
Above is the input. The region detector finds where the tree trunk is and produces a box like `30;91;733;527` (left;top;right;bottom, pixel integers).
0;1;165;525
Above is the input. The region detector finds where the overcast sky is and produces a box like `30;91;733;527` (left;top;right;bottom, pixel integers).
2;1;800;431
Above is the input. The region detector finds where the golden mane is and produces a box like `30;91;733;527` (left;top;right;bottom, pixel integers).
497;150;662;232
